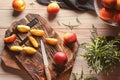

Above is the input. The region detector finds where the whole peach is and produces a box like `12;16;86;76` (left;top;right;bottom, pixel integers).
116;0;120;10
63;32;77;44
102;0;116;9
12;0;26;11
100;8;114;21
54;52;68;66
115;13;120;24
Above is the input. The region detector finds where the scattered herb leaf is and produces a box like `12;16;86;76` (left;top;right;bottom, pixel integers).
62;22;79;30
57;20;61;26
30;2;35;6
80;69;83;79
83;76;98;80
57;18;81;30
72;70;98;80
90;24;98;38
72;73;78;80
76;17;81;24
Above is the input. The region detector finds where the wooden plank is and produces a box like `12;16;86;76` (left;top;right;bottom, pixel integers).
0;0;46;9
0;75;23;80
0;9;107;28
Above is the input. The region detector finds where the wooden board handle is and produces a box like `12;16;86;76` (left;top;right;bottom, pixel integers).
45;65;51;80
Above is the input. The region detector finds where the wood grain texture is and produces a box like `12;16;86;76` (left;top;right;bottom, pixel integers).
1;0;120;80
2;13;79;80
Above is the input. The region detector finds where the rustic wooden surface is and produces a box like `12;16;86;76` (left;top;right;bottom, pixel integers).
2;13;79;80
0;0;120;80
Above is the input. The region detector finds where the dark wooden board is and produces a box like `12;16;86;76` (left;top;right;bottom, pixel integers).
1;13;79;80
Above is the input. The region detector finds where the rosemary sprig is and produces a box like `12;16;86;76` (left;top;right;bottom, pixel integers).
81;26;120;74
57;17;81;30
62;22;79;30
90;25;98;38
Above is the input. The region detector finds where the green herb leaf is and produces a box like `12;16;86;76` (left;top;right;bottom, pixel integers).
76;17;81;24
72;73;78;80
81;26;120;74
57;20;61;26
90;24;98;38
62;23;79;30
80;69;83;79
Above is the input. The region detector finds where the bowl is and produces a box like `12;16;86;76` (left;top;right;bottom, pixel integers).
94;0;119;27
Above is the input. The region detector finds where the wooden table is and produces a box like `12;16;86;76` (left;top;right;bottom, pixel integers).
0;0;120;80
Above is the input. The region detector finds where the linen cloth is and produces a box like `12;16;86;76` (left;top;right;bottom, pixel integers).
36;0;94;11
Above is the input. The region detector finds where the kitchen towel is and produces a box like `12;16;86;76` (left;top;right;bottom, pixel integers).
36;0;94;11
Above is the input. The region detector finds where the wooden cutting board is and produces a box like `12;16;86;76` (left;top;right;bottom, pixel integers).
1;13;79;80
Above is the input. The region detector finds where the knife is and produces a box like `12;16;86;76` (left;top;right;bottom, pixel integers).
40;40;51;80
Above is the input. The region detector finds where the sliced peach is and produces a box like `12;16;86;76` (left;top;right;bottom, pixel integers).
99;8;114;21
23;46;36;54
4;34;16;43
45;38;58;45
17;25;30;33
30;29;44;37
29;36;38;48
10;46;23;52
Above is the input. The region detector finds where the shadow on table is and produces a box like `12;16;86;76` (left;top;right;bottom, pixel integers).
98;67;120;80
12;10;23;17
1;60;32;80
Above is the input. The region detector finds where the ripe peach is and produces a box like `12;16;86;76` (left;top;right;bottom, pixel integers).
116;0;120;10
54;52;68;66
63;32;77;44
12;0;26;11
47;2;60;14
99;8;114;21
102;0;116;9
114;13;120;24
